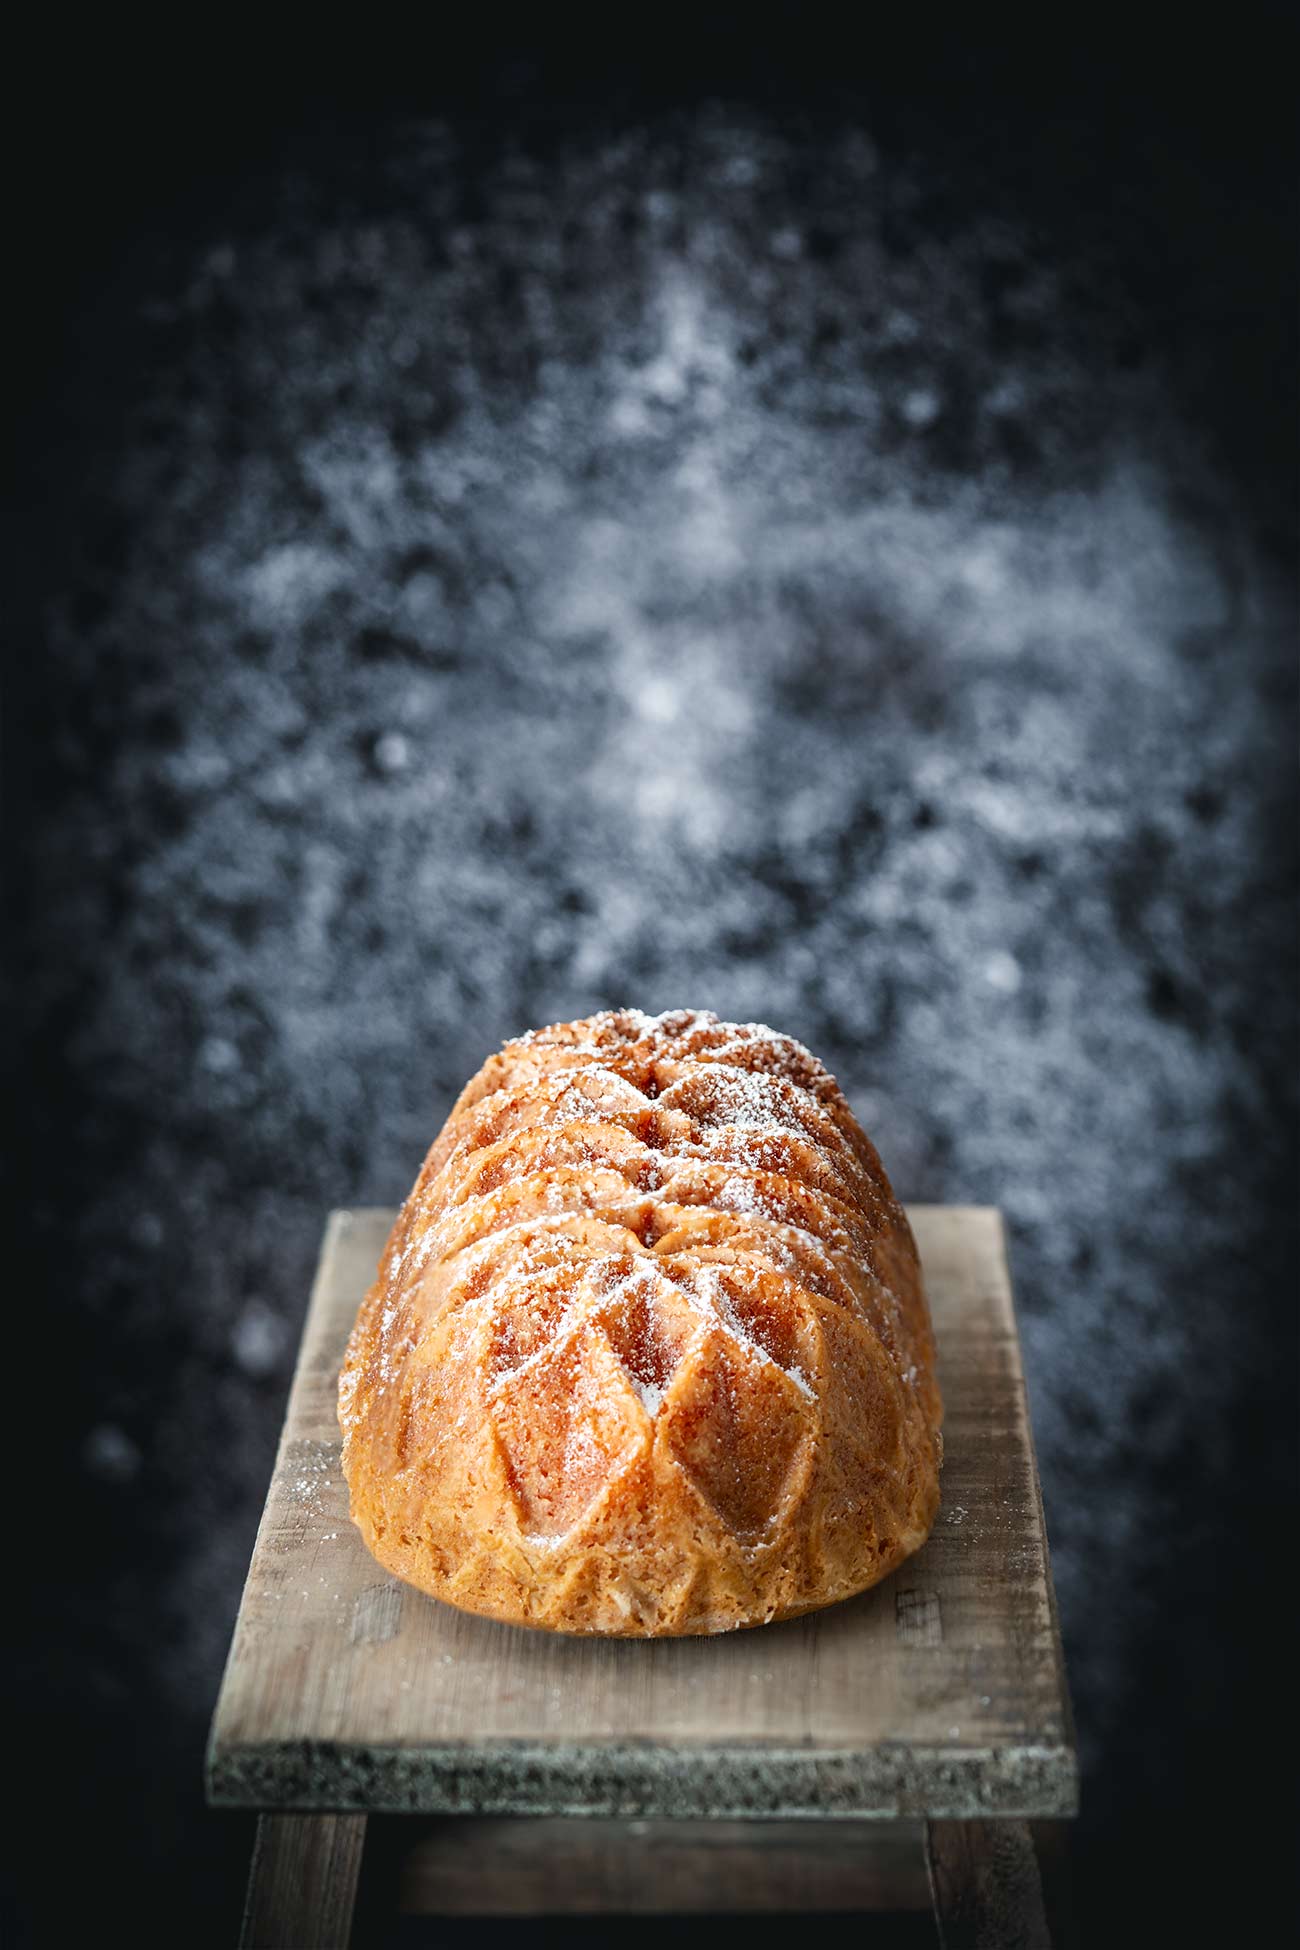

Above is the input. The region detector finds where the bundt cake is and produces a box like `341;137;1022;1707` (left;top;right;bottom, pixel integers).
339;1009;942;1635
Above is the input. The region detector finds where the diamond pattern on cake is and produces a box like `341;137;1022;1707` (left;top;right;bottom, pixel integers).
491;1318;650;1536
662;1329;815;1538
590;1260;700;1416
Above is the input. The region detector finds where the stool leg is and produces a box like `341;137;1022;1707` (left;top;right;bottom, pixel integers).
240;1813;368;1949
925;1819;1053;1949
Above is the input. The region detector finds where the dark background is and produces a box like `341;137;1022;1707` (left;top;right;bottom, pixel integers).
6;15;1296;1944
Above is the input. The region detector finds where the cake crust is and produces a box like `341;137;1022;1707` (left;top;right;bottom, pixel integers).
339;1010;942;1635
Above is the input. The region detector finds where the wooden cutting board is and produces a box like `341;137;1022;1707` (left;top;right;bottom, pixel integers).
207;1206;1076;1822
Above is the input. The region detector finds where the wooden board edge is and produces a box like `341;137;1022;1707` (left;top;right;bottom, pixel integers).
205;1208;357;1806
993;1213;1081;1774
209;1736;1080;1821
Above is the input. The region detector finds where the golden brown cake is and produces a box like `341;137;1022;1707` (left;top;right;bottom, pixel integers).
339;1009;942;1635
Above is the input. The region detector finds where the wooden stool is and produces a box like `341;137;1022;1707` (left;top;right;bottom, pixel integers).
209;1208;1077;1946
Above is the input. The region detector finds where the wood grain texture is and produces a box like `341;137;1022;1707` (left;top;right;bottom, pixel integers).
207;1207;1076;1819
925;1818;1051;1949
396;1816;930;1914
240;1813;367;1948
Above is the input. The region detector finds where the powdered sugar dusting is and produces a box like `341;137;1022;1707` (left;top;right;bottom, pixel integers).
376;1018;931;1456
